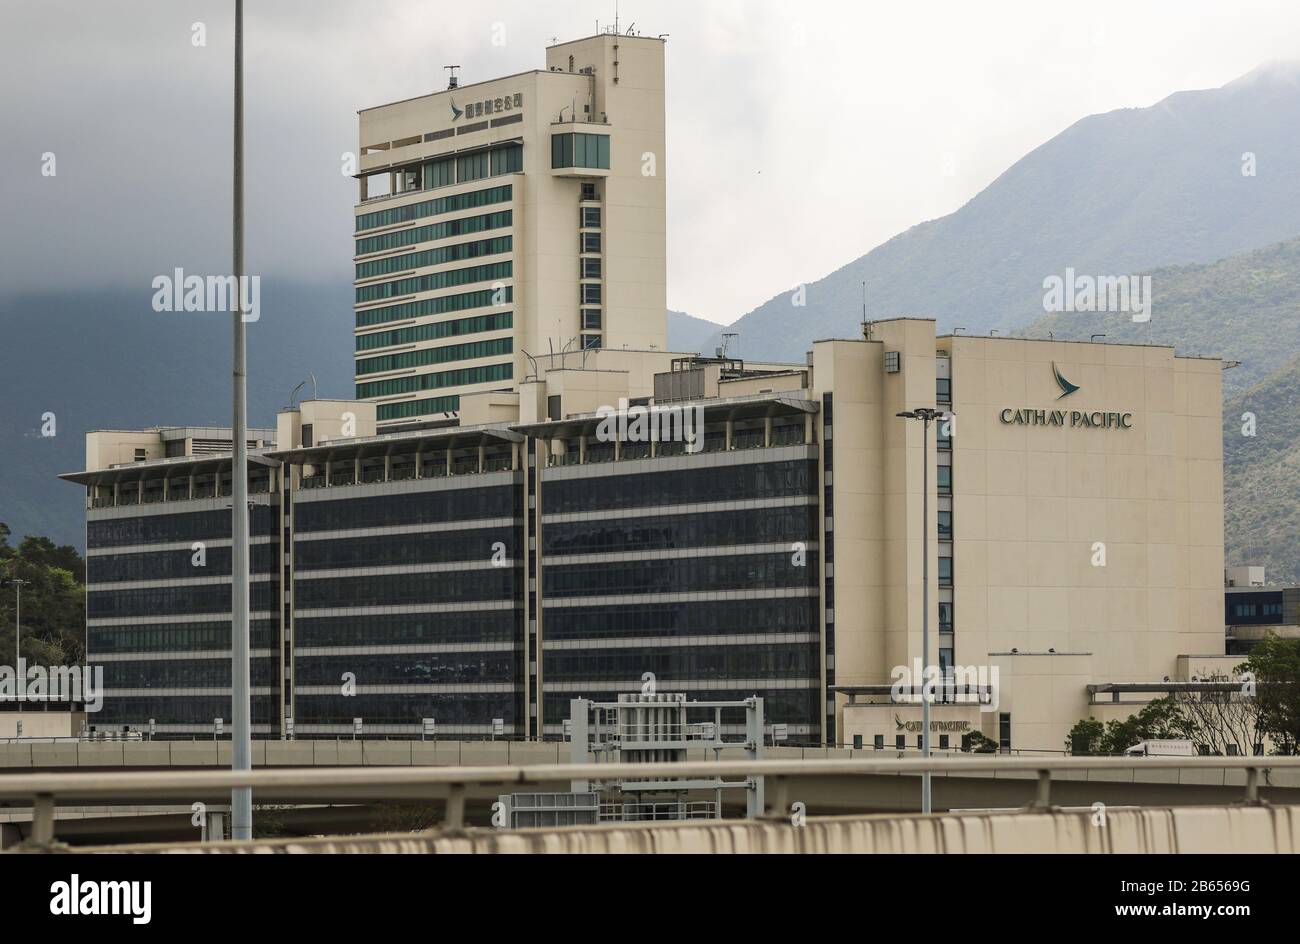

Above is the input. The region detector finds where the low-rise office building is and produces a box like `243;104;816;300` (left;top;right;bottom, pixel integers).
1224;567;1300;655
63;323;1230;750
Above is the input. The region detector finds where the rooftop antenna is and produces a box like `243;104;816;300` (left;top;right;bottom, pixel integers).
861;281;872;340
444;65;460;89
718;332;738;359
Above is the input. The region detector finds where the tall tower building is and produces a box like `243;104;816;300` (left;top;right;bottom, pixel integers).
353;33;668;431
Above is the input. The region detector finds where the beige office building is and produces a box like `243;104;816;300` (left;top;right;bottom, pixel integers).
67;320;1231;750
352;32;668;432
820;321;1231;752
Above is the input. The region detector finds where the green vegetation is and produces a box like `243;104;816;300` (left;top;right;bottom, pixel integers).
1021;236;1300;397
1065;697;1189;755
1249;637;1300;754
0;522;85;667
1066;640;1300;755
1224;355;1300;582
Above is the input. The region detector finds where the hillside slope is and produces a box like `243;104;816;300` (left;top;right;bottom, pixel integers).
706;63;1300;361
1020;236;1300;396
0;282;354;547
1224;356;1300;581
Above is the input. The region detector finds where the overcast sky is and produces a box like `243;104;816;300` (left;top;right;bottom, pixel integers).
3;0;1300;325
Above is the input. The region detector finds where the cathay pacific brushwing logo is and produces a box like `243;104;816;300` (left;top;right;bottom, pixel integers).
449;97;463;121
1052;362;1080;399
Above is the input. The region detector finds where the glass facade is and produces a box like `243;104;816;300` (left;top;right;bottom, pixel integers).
354;235;511;280
550;132;610;169
355;286;513;329
355;337;512;376
356;361;512;399
86;498;283;730
79;434;825;741
291;480;525;732
354;210;511;256
355;261;512;304
540;454;822;740
356;311;512;352
354;184;512;233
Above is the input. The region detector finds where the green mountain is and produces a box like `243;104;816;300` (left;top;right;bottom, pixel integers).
1020;236;1300;396
701;62;1300;361
1224;356;1300;581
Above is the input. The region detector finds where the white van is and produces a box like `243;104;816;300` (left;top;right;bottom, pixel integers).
1124;739;1196;757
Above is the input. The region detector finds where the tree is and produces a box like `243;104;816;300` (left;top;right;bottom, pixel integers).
1172;672;1266;757
1246;637;1300;755
0;522;86;667
964;730;998;753
1064;697;1190;755
1065;718;1105;755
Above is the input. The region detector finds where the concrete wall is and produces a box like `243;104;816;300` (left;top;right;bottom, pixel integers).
107;803;1300;854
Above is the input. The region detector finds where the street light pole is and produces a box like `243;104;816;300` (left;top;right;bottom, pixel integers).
230;0;252;841
13;579;27;714
896;407;945;814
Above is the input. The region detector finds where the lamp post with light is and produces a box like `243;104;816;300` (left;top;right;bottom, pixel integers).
895;407;947;814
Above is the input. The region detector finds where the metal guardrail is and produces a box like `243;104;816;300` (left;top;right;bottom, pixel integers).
2;755;1298;847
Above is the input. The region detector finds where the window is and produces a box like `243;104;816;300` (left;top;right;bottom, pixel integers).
550;132;610;169
999;713;1011;752
937;465;952;493
936;421;952;449
938;601;953;631
133;449;147;462
938;556;953;585
939;735;950;749
301;424;313;448
852;734;863;749
581;333;602;350
895;734;905;750
355;184;511;233
456;151;489;182
884;350;900;373
547;395;562;421
490;143;522;175
937;510;951;537
581;309;602;330
873;735;884;750
581;232;601;253
581;257;602;279
936;377;952;400
581;206;601;228
581;284;602;305
581;183;598;200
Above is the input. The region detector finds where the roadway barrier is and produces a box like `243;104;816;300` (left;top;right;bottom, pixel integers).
100;803;1300;854
1;755;1298;849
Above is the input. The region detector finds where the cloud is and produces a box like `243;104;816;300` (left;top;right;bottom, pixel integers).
2;0;1298;323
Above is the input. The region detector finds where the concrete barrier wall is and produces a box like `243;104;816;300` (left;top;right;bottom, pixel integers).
112;804;1300;854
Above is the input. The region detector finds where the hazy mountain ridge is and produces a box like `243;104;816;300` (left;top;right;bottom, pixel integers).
665;310;725;354
0;282;355;547
702;63;1300;361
